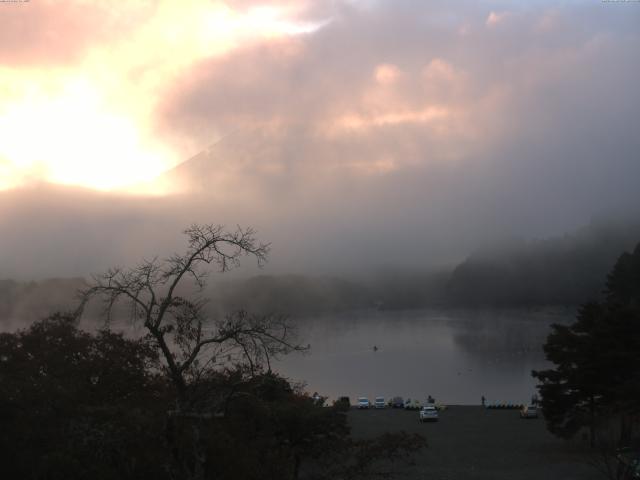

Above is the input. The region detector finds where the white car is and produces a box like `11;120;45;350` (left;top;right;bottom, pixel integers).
405;398;421;410
357;397;370;409
419;405;439;422
374;397;386;409
520;405;538;419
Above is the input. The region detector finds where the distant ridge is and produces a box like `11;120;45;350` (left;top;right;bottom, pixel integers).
446;218;640;306
154;127;279;194
0;278;85;330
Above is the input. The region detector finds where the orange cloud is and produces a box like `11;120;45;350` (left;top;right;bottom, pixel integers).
486;11;510;27
0;1;326;192
374;63;402;85
331;106;451;131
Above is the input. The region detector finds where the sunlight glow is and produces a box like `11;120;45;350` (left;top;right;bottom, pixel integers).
0;76;173;191
0;1;326;193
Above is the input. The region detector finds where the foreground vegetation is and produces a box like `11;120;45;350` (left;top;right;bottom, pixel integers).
0;224;425;479
533;242;640;476
0;315;425;480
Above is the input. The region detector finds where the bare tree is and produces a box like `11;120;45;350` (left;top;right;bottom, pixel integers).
76;224;306;409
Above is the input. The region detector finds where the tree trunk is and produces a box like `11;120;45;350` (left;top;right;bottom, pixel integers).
293;453;301;480
192;423;206;480
619;412;631;444
590;396;595;448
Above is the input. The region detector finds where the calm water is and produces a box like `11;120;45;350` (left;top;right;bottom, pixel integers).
275;307;574;405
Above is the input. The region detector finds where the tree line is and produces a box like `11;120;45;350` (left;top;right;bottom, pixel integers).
2;218;639;324
447;219;640;306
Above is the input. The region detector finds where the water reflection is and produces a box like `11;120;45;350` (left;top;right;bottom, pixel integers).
275;307;574;405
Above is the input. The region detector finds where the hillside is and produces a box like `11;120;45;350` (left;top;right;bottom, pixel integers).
446;218;640;306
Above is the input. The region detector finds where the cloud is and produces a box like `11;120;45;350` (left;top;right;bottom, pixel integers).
0;1;117;66
374;63;402;85
1;1;640;279
0;0;329;191
146;0;640;270
485;11;510;27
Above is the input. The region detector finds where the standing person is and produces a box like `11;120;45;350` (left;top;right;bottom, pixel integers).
481;395;486;407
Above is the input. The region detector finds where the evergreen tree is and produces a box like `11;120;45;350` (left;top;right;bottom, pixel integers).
533;244;640;445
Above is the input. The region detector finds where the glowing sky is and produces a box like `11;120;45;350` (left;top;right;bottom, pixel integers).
1;1;640;279
0;0;324;191
3;0;638;198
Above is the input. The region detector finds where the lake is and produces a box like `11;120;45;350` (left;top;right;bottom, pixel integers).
274;307;575;405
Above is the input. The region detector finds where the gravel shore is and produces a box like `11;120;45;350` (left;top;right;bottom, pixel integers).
348;406;601;480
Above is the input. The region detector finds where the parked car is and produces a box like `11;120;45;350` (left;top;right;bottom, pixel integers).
357;397;370;409
520;405;538;419
374;397;386;409
405;398;421;410
419;405;439;422
391;396;404;408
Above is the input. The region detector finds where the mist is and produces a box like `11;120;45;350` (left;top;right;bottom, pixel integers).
3;4;640;478
1;0;639;299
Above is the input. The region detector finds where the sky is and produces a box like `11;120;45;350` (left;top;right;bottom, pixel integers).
1;0;639;279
